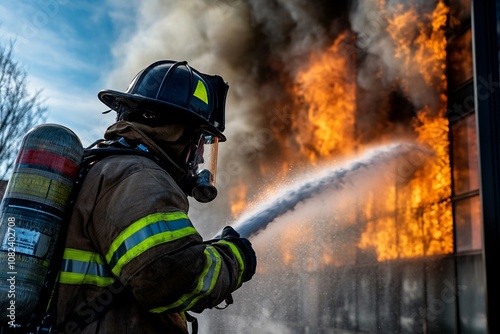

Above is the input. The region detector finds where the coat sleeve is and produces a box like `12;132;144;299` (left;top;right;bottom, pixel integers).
87;156;247;314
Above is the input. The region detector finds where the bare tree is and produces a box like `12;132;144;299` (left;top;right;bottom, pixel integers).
0;41;47;180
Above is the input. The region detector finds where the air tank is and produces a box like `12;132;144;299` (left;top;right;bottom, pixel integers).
0;124;83;324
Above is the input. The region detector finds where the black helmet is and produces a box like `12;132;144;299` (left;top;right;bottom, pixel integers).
98;60;228;141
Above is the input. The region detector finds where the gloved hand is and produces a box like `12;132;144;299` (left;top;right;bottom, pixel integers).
220;226;256;283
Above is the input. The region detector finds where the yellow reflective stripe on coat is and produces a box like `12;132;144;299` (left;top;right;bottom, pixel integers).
59;248;115;287
106;211;197;277
217;240;246;288
149;246;222;313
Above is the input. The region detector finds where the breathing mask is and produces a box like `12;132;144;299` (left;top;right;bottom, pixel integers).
185;133;219;203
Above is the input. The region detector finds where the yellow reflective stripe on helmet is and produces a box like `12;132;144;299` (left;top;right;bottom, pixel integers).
217;240;245;288
59;248;115;287
193;80;208;104
105;211;198;277
149;246;222;313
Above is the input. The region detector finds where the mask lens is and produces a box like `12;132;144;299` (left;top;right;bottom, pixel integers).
197;134;218;184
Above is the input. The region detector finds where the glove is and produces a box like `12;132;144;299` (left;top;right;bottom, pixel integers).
220;226;257;283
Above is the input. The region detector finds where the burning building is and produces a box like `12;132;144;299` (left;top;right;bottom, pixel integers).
100;0;499;332
186;0;497;333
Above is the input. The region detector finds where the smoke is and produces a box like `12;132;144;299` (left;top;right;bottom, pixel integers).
99;1;451;332
350;0;446;113
103;0;447;238
102;0;347;234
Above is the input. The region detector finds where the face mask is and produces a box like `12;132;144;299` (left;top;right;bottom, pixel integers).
185;134;219;203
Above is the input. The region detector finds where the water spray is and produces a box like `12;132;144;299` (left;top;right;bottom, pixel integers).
214;143;429;239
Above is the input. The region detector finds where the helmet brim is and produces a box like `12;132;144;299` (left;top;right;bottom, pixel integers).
98;89;227;142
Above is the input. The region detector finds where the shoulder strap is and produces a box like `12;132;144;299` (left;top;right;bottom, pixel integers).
57;145;180;332
16;144;161;333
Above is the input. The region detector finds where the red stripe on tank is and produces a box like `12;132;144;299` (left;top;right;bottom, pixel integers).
16;149;80;179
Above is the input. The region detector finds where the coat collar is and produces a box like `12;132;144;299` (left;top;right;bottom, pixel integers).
103;121;186;181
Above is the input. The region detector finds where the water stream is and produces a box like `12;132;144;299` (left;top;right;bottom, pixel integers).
215;142;427;239
203;142;430;333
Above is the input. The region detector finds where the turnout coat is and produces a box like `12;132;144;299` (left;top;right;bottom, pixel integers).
55;122;246;333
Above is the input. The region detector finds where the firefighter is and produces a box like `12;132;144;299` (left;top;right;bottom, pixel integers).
55;60;257;333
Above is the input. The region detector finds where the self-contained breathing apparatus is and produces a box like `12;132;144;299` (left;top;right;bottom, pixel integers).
0;133;213;334
1;60;229;333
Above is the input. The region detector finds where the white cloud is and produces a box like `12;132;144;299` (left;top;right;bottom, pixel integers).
0;1;138;147
25;74;115;147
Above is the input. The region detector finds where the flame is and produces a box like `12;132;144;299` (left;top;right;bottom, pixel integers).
229;180;248;218
291;32;357;164
230;1;456;265
278;224;313;267
386;1;449;89
358;0;453;261
448;29;473;88
295;0;452;262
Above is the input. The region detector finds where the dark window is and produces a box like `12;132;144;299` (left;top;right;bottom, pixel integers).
400;263;424;334
448;30;473;91
448;0;471;32
456;255;486;334
425;257;456;333
454;196;482;252
451;113;479;195
357;267;377;331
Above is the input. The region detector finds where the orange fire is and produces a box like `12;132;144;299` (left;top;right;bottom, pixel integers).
229;180;248;218
291;32;357;164
358;0;453;260
230;1;455;266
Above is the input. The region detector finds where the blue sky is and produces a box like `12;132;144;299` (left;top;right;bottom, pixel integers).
0;0;262;151
0;1;137;146
0;0;274;234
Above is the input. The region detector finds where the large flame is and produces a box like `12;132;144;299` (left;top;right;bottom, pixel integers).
230;0;453;265
291;32;357;164
358;1;452;261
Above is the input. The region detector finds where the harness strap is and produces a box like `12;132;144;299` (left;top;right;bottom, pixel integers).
185;312;198;334
49;144;159;333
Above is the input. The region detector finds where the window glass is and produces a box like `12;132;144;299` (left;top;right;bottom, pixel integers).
451;113;479;195
457;255;486;333
426;258;456;333
400;263;424;333
497;0;500;44
496;0;500;77
455;196;482;252
448;29;473;91
333;268;357;330
449;0;471;32
377;264;400;333
357;267;377;331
